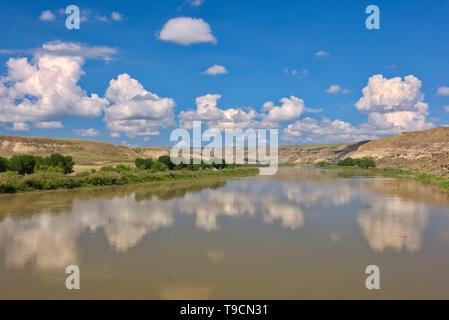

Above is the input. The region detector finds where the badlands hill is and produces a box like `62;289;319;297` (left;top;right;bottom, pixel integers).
0;135;169;165
0;126;448;175
347;126;449;175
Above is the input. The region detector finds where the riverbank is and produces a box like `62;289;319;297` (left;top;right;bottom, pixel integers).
0;167;259;194
306;163;449;192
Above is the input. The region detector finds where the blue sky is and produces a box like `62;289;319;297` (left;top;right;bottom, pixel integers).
0;0;448;147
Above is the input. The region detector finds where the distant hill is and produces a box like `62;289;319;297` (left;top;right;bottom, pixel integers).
0;135;169;165
1;126;448;174
348;126;449;174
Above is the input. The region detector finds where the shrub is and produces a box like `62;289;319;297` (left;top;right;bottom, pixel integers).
135;157;154;170
337;157;376;168
8;155;36;175
151;161;168;172
158;155;175;170
0;157;8;172
317;161;330;167
34;154;75;174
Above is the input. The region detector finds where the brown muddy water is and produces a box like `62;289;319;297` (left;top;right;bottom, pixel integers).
0;167;449;299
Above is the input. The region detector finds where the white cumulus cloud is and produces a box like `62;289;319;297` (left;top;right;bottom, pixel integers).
437;86;449;96
39;10;56;21
202;65;228;75
8;122;30;131
0;43;110;128
326;84;341;94
356;74;433;132
158;17;217;45
104;74;176;138
179;94;259;130
111;12;123;21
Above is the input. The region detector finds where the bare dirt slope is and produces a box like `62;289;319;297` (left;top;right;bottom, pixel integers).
347;126;449;175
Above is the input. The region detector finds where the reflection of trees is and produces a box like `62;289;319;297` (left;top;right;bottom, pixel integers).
134;180;227;202
357;197;428;252
0;179;228;222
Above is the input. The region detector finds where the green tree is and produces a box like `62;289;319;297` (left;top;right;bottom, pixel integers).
158;155;175;170
135;157;154;170
8;155;36;175
151;161;168;172
0;157;8;172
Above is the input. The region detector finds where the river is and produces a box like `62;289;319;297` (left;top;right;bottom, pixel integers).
1;167;449;299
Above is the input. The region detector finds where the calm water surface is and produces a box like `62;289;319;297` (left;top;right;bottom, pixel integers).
1;167;449;299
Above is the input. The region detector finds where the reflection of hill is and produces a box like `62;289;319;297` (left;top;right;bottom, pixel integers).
364;179;449;208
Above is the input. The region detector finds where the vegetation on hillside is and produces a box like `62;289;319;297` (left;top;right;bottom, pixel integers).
0;154;258;194
0;154;74;175
317;157;376;169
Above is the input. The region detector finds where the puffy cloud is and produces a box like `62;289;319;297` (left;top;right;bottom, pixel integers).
262;96;305;123
39;10;55;21
202;64;228;76
326;84;341;94
315;51;329;57
111;12;123;21
9;122;30;131
326;85;350;94
283;117;376;143
444;106;449;112
437;86;449;96
73;128;100;137
158;17;217;45
355;74;433;133
356;75;427;114
284;74;434;143
34;121;63;129
180;94;312;130
179;94;258;130
104;74;176;138
0;42;111;128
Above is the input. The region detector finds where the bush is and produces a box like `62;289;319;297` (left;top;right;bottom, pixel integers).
151;161;168;172
317;161;330;167
43;154;75;174
0;157;8;172
8;155;36;175
337;157;376;168
158;155;175;170
135;158;154;170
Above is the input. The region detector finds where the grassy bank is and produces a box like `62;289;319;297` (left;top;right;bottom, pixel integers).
312;163;449;192
0;167;259;194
